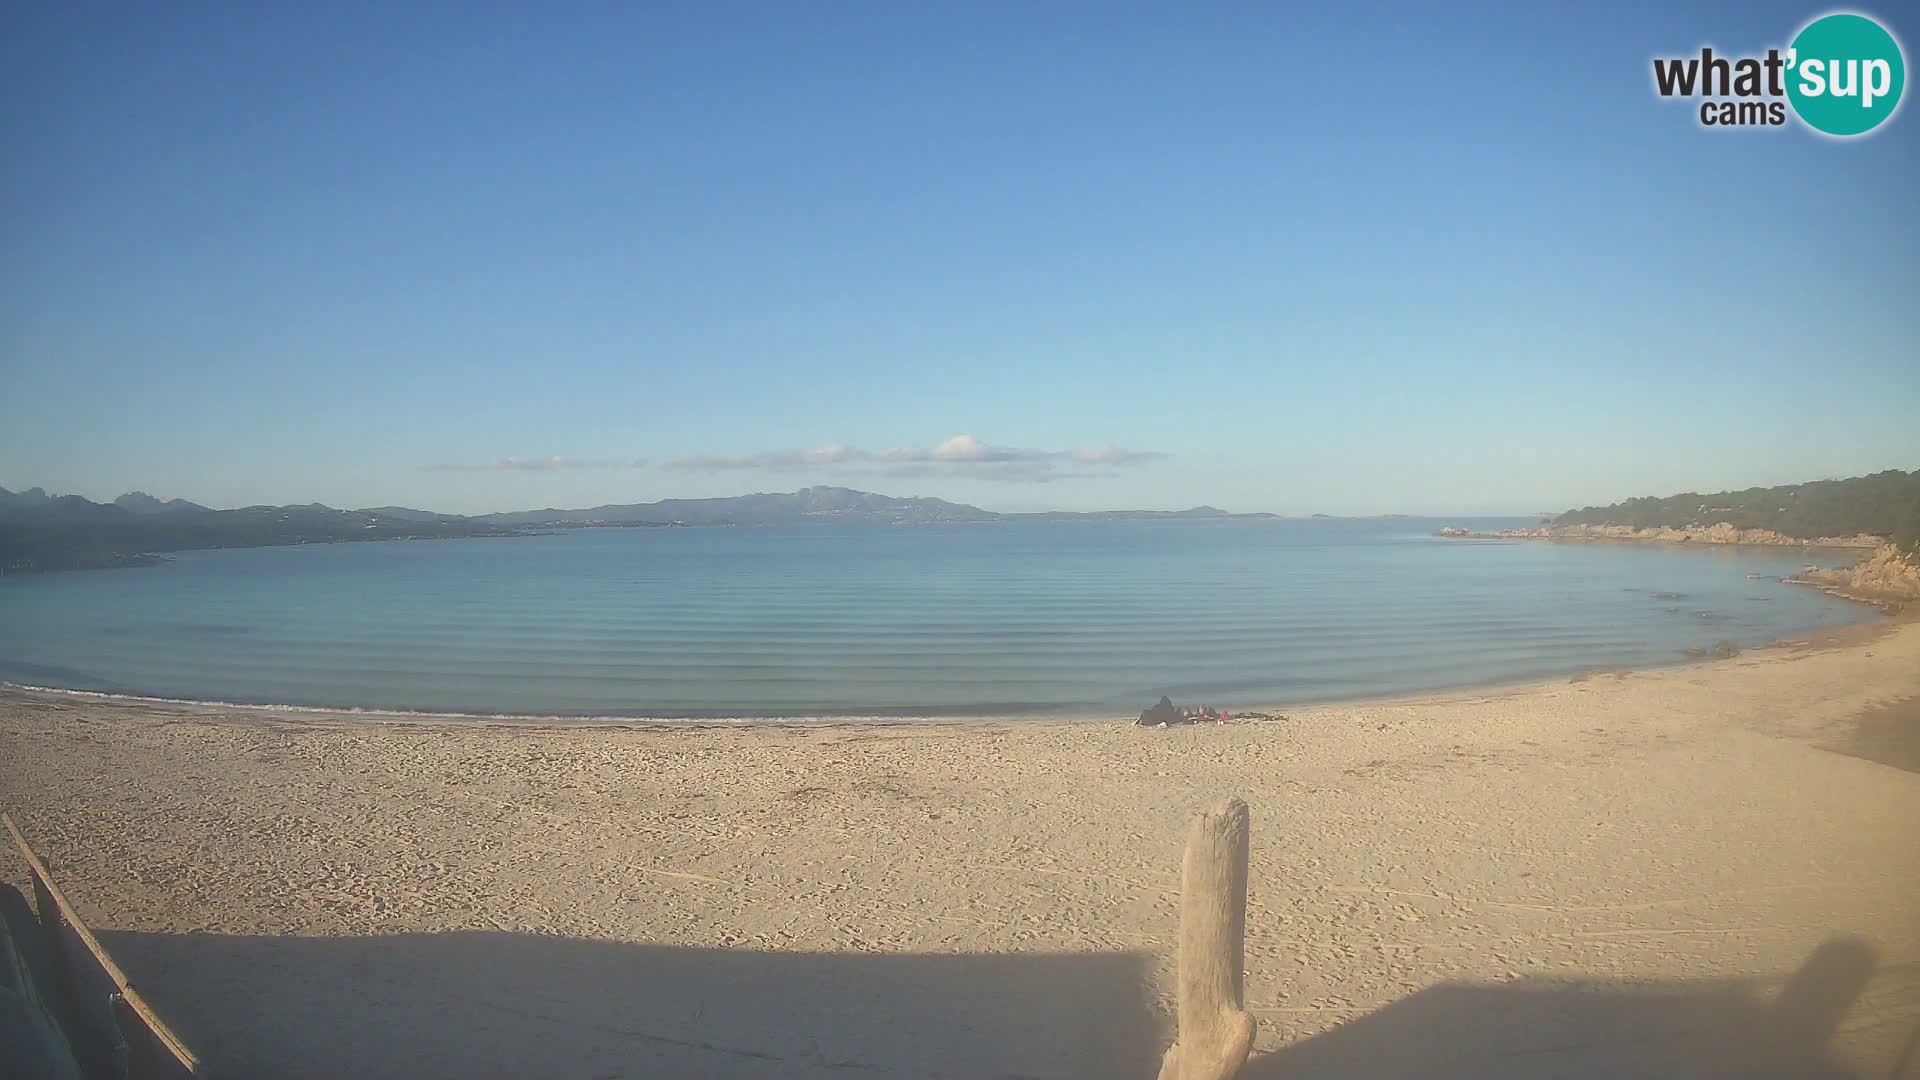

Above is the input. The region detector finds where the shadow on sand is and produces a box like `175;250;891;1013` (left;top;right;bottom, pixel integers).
1244;937;1904;1080
96;930;1162;1080
96;930;1904;1079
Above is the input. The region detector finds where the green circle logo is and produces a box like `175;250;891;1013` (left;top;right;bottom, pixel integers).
1786;13;1906;136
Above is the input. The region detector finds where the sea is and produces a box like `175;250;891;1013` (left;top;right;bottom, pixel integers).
0;519;1875;722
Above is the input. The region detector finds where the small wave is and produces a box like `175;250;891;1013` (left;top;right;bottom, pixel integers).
0;681;1084;726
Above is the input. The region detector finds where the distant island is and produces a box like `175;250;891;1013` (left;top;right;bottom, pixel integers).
468;489;1275;529
0;484;1279;573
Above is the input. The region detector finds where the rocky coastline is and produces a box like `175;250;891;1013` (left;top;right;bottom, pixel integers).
1435;522;1883;548
1783;544;1920;610
1435;523;1920;610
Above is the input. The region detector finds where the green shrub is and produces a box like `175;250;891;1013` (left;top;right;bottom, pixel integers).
1896;496;1920;554
1558;469;1920;540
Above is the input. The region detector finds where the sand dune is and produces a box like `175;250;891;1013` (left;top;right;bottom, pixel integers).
4;623;1918;1078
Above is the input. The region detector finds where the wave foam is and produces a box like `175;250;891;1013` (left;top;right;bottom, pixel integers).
0;681;1034;727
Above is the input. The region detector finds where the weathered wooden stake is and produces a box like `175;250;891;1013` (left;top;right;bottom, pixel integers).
1158;797;1255;1080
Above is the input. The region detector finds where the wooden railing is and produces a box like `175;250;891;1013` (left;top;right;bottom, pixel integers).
4;813;201;1078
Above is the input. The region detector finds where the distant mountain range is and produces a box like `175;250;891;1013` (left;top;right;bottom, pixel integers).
475;487;1276;528
0;487;513;573
113;490;209;514
0;484;1279;573
475;486;1000;527
0;486;52;512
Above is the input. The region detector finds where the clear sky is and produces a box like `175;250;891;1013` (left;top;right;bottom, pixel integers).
3;1;1915;515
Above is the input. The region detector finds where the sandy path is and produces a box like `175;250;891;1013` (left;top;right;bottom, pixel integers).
3;623;1918;1079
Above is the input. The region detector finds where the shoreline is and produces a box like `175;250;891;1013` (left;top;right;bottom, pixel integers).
3;609;1903;735
1435;530;1881;553
1440;529;1916;614
1781;575;1909;613
4;611;1917;1077
1433;518;1886;550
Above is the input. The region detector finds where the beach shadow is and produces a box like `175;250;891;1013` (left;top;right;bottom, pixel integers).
87;929;1902;1079
1242;937;1887;1080
93;929;1161;1080
1826;694;1920;775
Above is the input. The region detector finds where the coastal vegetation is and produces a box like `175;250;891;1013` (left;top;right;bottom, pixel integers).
1898;496;1920;553
0;493;513;573
1556;469;1920;549
1429;469;1920;608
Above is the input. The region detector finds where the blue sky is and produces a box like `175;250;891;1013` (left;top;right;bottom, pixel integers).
3;2;1915;515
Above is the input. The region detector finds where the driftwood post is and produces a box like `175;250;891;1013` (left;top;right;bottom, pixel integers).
1159;797;1254;1080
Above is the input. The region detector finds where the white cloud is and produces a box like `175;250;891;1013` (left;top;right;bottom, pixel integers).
1072;444;1169;466
663;436;1167;482
662;445;859;470
419;456;648;473
933;434;990;461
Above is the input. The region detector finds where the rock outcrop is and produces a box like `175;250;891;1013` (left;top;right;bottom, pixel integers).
1441;522;1884;548
1787;544;1920;607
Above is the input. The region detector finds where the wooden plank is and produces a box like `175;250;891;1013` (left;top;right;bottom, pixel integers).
4;813;202;1076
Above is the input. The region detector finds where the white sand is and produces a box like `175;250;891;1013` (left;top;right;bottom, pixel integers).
4;621;1917;1079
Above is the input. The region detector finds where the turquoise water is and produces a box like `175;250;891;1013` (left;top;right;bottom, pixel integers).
0;520;1873;720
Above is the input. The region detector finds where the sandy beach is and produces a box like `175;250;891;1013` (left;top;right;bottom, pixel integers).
4;621;1918;1079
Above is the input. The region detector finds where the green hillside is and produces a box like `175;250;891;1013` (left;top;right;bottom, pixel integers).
0;499;515;573
1557;469;1920;549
